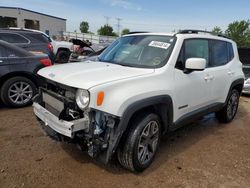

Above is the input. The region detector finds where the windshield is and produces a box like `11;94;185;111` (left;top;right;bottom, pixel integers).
99;35;175;68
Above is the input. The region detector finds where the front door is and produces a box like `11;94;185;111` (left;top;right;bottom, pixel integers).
173;38;213;122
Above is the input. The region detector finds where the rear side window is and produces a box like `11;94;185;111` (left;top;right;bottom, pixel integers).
0;33;29;44
24;33;50;43
209;40;234;67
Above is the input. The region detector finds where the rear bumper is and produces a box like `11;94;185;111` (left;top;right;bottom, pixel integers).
243;83;250;94
33;102;89;138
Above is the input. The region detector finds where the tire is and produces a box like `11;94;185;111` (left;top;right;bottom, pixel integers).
56;50;70;63
216;89;240;123
0;76;37;108
117;113;161;172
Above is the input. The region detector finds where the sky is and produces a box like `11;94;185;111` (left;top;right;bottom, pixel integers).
0;0;250;34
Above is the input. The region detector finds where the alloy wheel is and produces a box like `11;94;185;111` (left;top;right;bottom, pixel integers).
8;81;33;105
137;120;160;165
227;91;239;120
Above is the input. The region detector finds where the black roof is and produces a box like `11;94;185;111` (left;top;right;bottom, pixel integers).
0;6;66;21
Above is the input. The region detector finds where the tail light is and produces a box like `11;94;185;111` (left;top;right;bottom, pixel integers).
40;58;52;67
48;43;53;52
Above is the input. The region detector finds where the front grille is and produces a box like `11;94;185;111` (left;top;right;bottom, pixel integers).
38;79;82;121
45;79;76;101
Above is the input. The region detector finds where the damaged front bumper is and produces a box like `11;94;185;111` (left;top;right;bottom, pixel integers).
32;85;122;164
33;102;89;138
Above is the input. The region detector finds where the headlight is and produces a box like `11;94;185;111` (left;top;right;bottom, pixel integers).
246;78;250;84
76;89;90;110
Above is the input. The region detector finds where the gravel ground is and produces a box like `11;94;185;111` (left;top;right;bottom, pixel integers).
0;97;250;188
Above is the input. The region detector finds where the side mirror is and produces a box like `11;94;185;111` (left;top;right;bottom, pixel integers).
184;58;206;73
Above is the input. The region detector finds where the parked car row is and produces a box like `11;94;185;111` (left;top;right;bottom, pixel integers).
0;28;74;64
0;28;109;108
0;40;51;107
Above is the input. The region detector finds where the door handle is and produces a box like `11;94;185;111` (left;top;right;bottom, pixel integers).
204;75;214;81
228;70;235;76
204;76;210;81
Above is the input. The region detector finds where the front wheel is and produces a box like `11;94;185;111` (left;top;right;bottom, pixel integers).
118;113;161;172
216;89;240;123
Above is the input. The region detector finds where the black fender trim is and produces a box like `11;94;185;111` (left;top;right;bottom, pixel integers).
229;78;244;93
97;95;173;164
224;78;244;105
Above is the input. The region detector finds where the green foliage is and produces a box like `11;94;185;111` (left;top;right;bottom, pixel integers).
97;24;117;36
225;20;250;48
121;28;130;35
212;26;223;35
79;21;89;33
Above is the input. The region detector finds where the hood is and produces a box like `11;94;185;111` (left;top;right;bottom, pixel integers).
38;61;154;89
53;40;73;47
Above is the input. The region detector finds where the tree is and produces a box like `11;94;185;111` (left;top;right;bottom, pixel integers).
212;26;223;35
79;21;89;33
225;20;250;48
97;24;117;36
121;28;130;35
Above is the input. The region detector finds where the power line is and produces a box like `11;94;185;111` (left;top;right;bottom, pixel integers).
104;16;110;25
116;18;122;36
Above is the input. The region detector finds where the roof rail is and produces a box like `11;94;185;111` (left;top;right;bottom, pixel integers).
177;29;230;39
126;31;149;35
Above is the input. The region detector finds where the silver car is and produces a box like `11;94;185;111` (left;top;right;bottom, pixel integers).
243;78;250;94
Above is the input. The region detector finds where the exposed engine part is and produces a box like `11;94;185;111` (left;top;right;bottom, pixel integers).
68;109;80;119
94;111;106;135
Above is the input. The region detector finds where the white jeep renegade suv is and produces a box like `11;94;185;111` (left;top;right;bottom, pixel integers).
33;30;245;172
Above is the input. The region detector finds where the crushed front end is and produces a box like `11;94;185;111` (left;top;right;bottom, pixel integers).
33;79;120;163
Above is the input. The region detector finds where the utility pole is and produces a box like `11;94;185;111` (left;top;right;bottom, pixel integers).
104;16;110;25
116;18;122;36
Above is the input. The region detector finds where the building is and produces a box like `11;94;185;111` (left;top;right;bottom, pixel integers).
0;6;66;37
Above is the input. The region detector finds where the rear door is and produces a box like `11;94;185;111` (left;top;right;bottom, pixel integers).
4;45;29;72
208;40;235;103
0;45;10;77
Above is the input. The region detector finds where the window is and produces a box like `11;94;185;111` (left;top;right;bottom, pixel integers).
0;46;6;58
210;40;228;67
24;19;40;30
25;33;51;43
0;33;29;44
176;39;209;70
99;35;175;68
0;16;17;28
185;39;209;62
228;43;234;62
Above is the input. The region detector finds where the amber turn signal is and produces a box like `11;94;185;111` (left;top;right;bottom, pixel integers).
97;91;105;106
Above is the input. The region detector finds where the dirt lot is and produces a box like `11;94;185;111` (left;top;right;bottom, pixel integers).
0;97;250;188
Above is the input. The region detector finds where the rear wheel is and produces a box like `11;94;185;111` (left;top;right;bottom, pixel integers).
216;89;240;123
0;77;36;107
118;113;161;172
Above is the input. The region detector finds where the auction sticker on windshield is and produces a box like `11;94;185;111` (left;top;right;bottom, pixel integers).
149;41;171;49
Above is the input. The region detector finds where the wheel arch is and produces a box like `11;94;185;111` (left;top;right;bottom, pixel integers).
231;79;244;94
0;72;39;89
121;95;174;135
98;95;174;164
226;78;244;103
220;78;244;108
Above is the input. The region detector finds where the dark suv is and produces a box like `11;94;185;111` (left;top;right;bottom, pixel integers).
0;28;55;62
